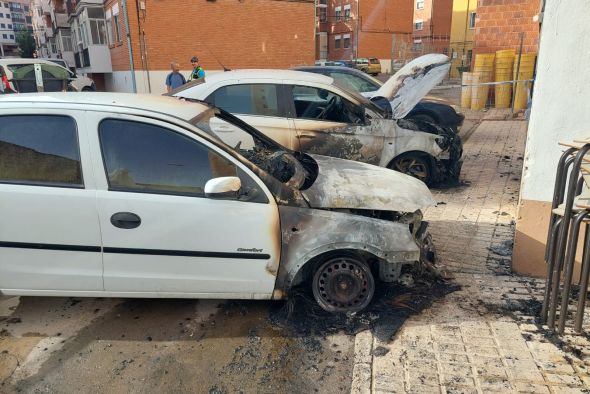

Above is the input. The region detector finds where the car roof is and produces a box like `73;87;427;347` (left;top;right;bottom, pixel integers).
203;69;334;85
0;58;61;66
0;92;210;121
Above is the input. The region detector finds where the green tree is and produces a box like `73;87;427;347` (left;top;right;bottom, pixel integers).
16;28;36;58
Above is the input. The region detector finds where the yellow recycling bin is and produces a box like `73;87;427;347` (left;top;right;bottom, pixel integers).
471;53;495;110
495;49;515;108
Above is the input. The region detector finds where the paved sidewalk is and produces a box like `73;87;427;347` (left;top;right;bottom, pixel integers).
353;120;590;393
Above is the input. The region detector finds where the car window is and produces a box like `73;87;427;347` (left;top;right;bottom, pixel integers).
7;63;69;93
206;84;280;117
369;58;380;64
0;115;83;187
291;85;366;124
99;119;237;197
328;72;379;93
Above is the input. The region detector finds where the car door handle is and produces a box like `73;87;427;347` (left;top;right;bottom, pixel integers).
110;212;141;229
298;132;316;139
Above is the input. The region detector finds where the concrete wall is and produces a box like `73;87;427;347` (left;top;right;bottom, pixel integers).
513;0;590;278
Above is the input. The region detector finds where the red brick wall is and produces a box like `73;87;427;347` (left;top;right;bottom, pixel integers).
106;0;315;72
326;0;413;60
413;0;452;54
474;0;540;56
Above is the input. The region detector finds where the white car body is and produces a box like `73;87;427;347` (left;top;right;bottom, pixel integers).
0;93;435;312
171;55;462;185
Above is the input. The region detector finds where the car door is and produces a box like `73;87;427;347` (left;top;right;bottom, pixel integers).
0;111;103;293
204;82;299;150
87;113;280;297
287;84;385;166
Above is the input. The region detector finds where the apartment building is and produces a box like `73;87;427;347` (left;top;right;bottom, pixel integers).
101;0;314;93
0;0;32;57
316;0;413;71
32;0;111;89
411;0;452;57
448;0;476;78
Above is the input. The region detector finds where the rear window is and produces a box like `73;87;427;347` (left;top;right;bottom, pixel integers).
7;63;69;93
207;84;280;117
369;58;380;64
0;115;83;187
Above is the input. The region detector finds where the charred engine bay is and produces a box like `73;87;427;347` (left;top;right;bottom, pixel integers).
242;148;318;190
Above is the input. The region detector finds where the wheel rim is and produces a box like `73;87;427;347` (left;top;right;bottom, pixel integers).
312;257;375;313
394;157;429;181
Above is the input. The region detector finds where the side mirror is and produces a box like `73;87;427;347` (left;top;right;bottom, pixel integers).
204;176;241;199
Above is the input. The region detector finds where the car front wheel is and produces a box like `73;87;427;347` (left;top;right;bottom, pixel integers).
390;153;432;185
312;255;375;313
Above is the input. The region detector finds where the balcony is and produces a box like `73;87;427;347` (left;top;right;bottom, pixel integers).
51;10;68;29
74;45;112;73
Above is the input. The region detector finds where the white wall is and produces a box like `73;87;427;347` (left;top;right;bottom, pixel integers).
520;0;590;202
105;69;224;94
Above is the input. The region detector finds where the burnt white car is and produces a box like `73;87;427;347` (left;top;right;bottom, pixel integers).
172;54;462;185
0;93;436;313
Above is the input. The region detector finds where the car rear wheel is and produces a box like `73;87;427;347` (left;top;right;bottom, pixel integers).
312;255;375;313
390;153;432;185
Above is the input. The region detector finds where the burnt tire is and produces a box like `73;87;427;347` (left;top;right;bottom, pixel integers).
312;255;375;313
390;153;432;185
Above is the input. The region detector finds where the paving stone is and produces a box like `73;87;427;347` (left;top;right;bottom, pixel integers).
514;382;551;393
364;120;590;393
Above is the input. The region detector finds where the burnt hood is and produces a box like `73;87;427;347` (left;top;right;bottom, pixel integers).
301;154;435;212
373;54;451;119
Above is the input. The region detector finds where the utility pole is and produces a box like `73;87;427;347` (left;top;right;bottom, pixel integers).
390;33;396;74
0;42;4;57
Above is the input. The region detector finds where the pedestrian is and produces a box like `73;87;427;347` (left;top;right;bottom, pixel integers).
165;61;186;93
188;56;205;82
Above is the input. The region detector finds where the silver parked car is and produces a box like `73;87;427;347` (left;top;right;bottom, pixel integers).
172;54;462;185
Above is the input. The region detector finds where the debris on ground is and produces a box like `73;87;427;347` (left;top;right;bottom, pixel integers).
489;239;514;257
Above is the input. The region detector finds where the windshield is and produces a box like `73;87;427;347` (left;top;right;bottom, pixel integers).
191;104;316;190
331;80;388;117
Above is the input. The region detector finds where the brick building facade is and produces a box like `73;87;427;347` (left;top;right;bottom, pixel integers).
473;0;540;57
316;0;413;71
103;0;315;93
412;0;452;56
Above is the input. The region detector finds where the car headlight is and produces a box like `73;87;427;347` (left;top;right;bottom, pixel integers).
435;135;450;150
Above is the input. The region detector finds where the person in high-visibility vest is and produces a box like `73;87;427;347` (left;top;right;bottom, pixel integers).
188;56;205;82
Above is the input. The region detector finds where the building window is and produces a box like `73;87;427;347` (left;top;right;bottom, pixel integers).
334;35;341;49
7;23;11;29
335;6;341;21
416;0;424;9
8;34;13;39
113;13;121;43
343;34;350;49
60;30;72;52
319;7;327;22
412;41;423;52
467;49;473;63
344;4;351;21
0;23;4;28
0;12;3;17
2;34;6;39
469;12;476;29
415;20;423;30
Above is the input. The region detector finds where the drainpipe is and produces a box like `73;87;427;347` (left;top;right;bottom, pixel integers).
121;0;137;93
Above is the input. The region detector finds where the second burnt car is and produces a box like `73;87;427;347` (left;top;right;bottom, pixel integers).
0;93;436;313
171;54;462;185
